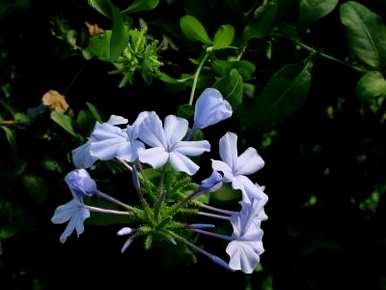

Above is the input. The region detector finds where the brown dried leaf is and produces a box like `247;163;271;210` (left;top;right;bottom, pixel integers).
42;90;70;113
85;22;105;36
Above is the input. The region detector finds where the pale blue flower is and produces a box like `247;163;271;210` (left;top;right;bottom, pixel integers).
199;171;223;192
117;227;135;253
72;113;149;168
65;169;97;198
138;112;210;175
212;132;265;203
226;198;267;273
51;197;90;243
193;88;232;129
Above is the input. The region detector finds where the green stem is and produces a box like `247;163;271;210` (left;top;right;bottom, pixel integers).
154;167;167;221
189;53;210;105
288;38;366;73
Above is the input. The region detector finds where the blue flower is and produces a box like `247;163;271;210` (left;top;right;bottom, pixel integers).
138;112;210;175
65;169;97;198
51;197;90;243
226;198;267;273
72;113;149;168
199;170;223;192
193;88;232;129
212;132;265;204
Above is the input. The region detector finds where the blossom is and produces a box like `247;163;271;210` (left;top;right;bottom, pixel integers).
193;88;232;129
199;171;223;192
117;227;135;253
138;112;210;175
212;132;265;204
226;198;267;273
72;113;148;168
51;197;90;243
65;169;97;198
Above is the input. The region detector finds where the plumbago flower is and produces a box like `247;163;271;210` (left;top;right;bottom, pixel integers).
51;88;268;274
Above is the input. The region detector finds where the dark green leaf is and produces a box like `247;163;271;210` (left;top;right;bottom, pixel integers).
242;1;277;44
356;71;386;101
87;0;112;18
299;0;338;25
235;60;256;80
340;1;386;69
213;24;235;49
177;104;194;119
111;5;129;61
211;60;233;76
180;15;212;45
0;225;18;239
242;61;313;130
214;68;244;107
210;183;240;202
86;102;103;122
122;0;159;13
50;111;77;137
22;173;48;203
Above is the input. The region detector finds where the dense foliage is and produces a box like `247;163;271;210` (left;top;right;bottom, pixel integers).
1;0;386;289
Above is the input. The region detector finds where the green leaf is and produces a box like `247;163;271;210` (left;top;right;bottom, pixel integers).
50;111;77;137
356;71;386;101
122;0;159;13
177;104;194;119
214;68;244;107
110;5;129;61
299;0;338;25
22;173;48;203
180;15;212;45
340;1;386;69
210;183;240;202
86;102;103;122
213;24;235;49
87;0;112;18
86;31;112;61
242;1;277;44
242;61;313;130
0;225;18;239
0;126;16;151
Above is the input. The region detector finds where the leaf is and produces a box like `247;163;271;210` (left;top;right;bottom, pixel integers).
86;102;103;122
242;1;277;44
299;0;338;25
110;5;129;61
180;15;212;45
213;24;235;49
50;111;77;137
214;68;244;107
356;71;386;101
177;104;194;119
42;90;69;113
22;173;48;203
242;61;313;130
86;31;112;61
122;0;159;13
210;184;240;202
0;225;18;239
340;1;386;69
0;125;16;157
87;0;112;18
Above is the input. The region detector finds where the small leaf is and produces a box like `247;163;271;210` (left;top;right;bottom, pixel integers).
50;111;77;137
122;0;160;13
87;0;112;18
214;68;244;107
86;102;103;122
340;1;386;69
180;15;212;45
213;24;235;49
22;173;49;203
242;1;277;44
110;5;129;61
299;0;338;25
177;104;194;119
144;234;153;250
85;31;112;61
356;71;386;101
1;125;16;157
242;61;313;130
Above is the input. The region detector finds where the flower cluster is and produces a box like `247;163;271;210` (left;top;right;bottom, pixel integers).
51;88;268;274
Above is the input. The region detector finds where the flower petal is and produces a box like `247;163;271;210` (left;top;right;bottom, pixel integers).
174;140;211;156
139;147;169;168
72;140;98;169
138;111;167;148
91;122;127;140
233;176;266;204
107;115;128;125
211;160;233;181
117;227;133;236
193;88;232;129
90;138;129;161
236;148;265;176
169;152;199;175
226;240;261;274
51;199;79;224
164;115;189;148
219;132;238;171
199;171;223;192
65;169;97;198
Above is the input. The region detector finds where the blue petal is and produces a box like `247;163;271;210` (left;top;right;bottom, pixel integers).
235;147;265;176
72;140;98;169
193;88;232;129
164;115;189;148
174;140;211;156
65;169;97;198
107;115;128;125
169;152;199;175
200;171;223;192
138;112;167;148
219;132;238;171
139;147;169;168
